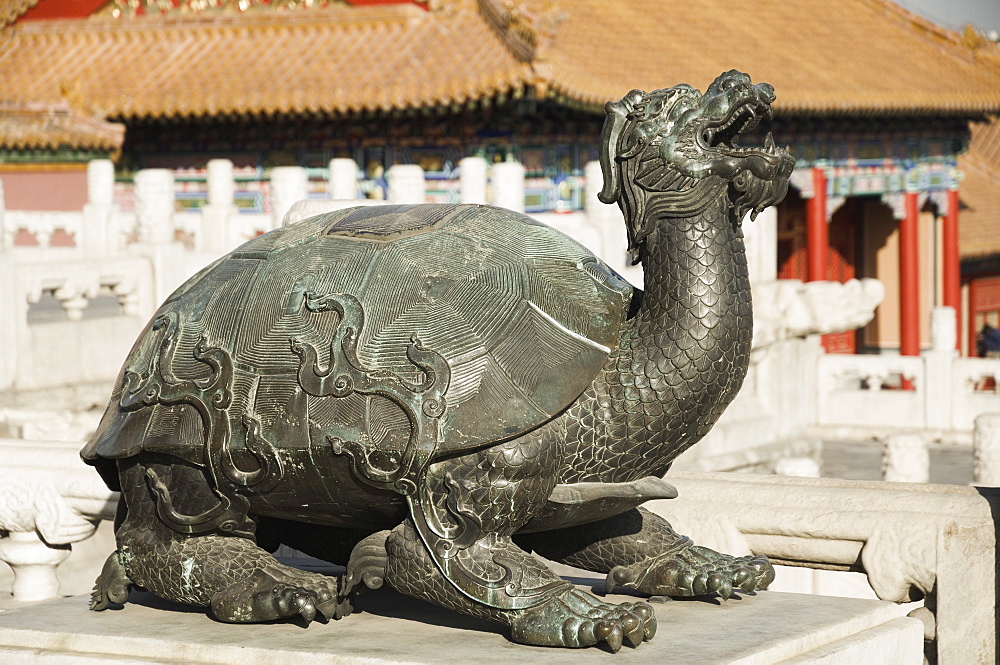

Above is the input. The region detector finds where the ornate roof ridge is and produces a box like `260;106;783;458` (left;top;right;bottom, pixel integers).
475;0;564;62
0;101;125;155
862;0;1000;65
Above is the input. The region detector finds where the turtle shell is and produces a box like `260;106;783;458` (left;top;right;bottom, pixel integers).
83;204;633;477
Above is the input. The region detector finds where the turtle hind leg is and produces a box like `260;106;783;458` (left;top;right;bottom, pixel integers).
518;507;773;600
114;453;343;624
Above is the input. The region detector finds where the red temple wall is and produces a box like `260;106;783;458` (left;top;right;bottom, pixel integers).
0;168;88;211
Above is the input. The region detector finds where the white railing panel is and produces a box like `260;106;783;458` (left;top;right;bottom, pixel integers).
817;355;926;429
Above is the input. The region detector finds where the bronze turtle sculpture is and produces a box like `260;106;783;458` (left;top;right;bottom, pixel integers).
84;70;794;652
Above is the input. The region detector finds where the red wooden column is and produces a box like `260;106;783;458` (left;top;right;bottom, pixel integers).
943;189;961;350
899;192;921;357
807;167;828;282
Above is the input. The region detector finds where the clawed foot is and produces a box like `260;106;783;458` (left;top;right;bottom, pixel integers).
508;588;656;652
210;567;344;624
605;546;774;600
90;551;133;611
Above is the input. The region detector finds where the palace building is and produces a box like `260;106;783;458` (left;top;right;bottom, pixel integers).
2;0;1000;355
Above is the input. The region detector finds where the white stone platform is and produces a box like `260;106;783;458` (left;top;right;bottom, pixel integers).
0;577;922;664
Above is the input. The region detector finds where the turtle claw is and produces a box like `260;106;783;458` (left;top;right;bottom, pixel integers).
603;623;624;653
509;588;656;650
608;546;775;600
622;612;646;647
734;566;756;593
210;568;341;624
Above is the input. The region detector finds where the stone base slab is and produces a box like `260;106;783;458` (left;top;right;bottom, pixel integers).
0;581;921;664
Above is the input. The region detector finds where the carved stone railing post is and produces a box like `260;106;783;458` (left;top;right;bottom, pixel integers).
270;166;308;230
584;160;631;279
328;158;360;201
81;159;118;256
386;164;426;204
925;307;957;430
882;432;929;483
200;159;238;255
134;168;175;246
742;206;778;287
132;168;186;306
490;160;525;213
973;413;1000;486
459;156;488;205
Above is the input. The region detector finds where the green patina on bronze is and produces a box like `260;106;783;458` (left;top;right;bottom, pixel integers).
84;71;794;652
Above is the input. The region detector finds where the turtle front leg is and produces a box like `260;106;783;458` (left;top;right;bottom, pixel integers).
105;454;346;624
385;519;655;651
384;436;655;651
519;508;774;599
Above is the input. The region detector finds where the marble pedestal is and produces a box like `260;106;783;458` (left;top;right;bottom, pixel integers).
0;574;922;665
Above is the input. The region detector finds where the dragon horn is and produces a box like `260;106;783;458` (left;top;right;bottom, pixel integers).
598;91;642;204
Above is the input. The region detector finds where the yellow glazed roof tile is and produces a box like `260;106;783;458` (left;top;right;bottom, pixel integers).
2;0;1000;122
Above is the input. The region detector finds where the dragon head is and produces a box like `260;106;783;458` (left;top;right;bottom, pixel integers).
599;70;795;264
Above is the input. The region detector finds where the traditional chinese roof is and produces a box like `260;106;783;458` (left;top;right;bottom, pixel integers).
959;119;1000;260
0;0;39;26
0;103;125;157
1;0;999;124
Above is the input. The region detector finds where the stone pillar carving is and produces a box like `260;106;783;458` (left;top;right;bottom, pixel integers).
207;158;235;208
386;164;426;204
328;158;360;200
930;307;957;352
270;166;309;229
200;159;238;255
925;306;957;430
882;432;929;483
584;160;631;280
0;531;70;603
133;168;175;245
743;205;778;287
87;159;115;207
82;159;119;256
459;156;488;205
973;413;1000;486
490;161;525;213
133;169;186;305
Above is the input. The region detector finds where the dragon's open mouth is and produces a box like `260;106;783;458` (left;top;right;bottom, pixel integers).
701;100;776;157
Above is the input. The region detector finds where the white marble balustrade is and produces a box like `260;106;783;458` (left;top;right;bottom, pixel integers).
0;253;156;399
817;334;1000;436
662;471;997;665
0;438;117;603
0;456;991;664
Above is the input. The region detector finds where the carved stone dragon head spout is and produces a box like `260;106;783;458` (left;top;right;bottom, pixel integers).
599;70;795;263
